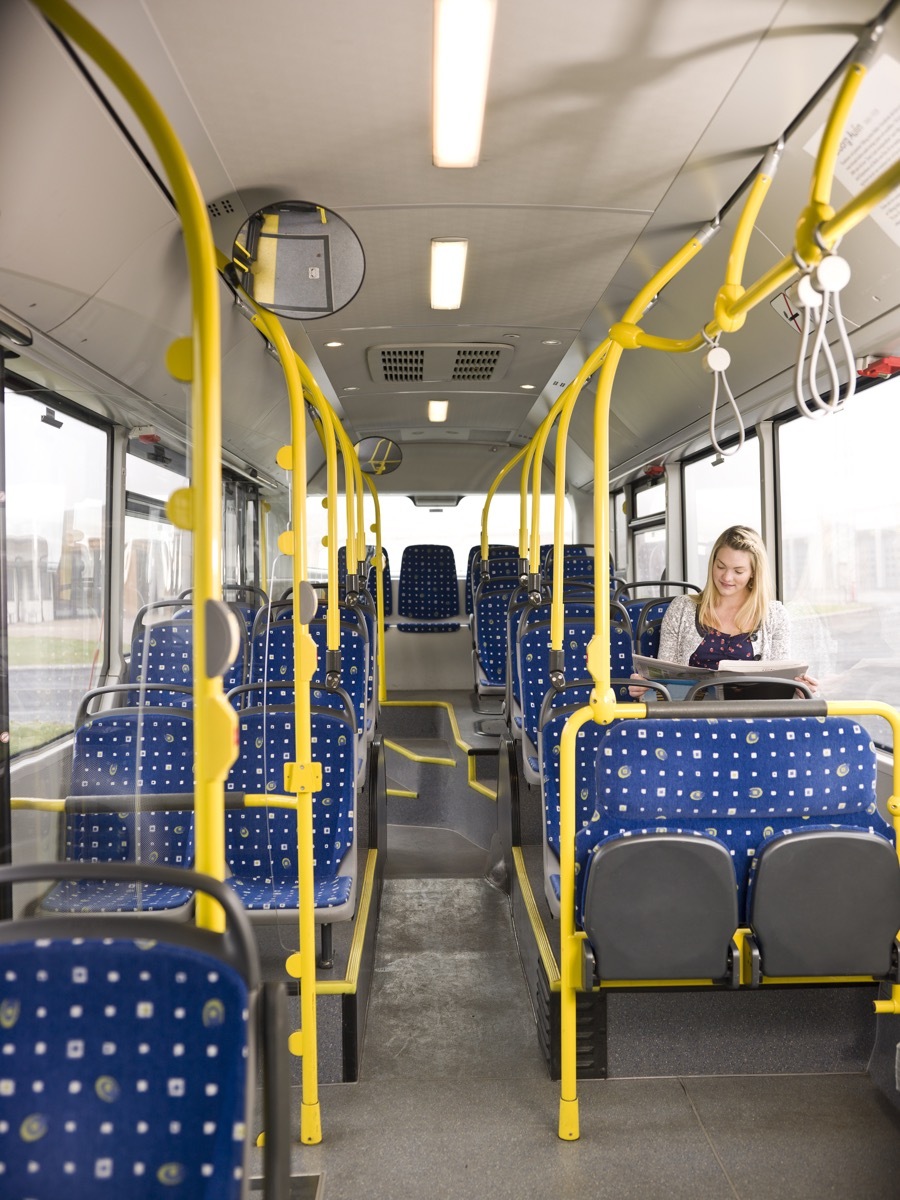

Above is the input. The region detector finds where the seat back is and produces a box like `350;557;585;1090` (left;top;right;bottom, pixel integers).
130;616;246;705
472;573;520;690
398;544;459;619
44;703;196;913
465;543;518;614
366;546;392;617
225;705;356;913
0;863;259;1199
579;715;885;920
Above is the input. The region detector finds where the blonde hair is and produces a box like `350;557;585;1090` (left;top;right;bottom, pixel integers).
694;525;774;634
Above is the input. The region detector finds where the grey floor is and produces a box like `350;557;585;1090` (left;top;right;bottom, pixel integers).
248;823;900;1199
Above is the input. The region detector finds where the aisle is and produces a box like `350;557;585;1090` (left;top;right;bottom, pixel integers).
360;875;540;1082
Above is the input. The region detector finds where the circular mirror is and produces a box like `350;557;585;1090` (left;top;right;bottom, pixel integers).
354;437;403;476
231;201;365;319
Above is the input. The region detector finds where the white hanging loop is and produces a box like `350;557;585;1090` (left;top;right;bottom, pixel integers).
793;240;856;419
702;333;745;456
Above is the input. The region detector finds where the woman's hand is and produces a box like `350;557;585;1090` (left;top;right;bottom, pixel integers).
628;672;648;700
794;672;818;697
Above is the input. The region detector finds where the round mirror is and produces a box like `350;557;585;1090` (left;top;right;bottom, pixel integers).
354;437;403;476
231;201;365;319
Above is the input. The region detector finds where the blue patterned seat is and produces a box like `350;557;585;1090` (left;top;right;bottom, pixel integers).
42;694;195;914
224;705;357;920
249;616;369;761
516;603;634;782
129;615;246;708
397;544;460;627
575;715;893;982
366;546;392;617
0;862;283;1199
472;573;520;693
465;544;518;615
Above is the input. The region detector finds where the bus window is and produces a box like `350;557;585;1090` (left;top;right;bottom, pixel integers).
778;378;900;744
123;450;190;649
683;437;761;586
303;492;573;584
6;389;108;756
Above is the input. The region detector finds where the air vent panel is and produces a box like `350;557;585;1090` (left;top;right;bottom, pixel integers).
367;343;513;384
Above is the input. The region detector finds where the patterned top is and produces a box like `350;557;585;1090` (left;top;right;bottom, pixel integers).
689;629;756;670
658;593;790;664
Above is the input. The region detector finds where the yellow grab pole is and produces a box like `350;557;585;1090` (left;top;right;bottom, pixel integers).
481;445;529;560
304;397;341;655
249;310;323;1145
362;474;387;704
31;0;236;931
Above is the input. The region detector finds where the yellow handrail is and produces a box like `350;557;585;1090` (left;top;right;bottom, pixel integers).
31;0;235;932
480;445;528;560
246;307;323;1146
361;473;388;705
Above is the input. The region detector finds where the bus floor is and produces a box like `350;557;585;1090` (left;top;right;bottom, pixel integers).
246;818;900;1199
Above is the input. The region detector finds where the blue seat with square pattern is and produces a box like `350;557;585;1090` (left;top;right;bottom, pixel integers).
575;714;896;983
0;861;287;1199
41;689;196;915
397;544;460;627
224;704;357;921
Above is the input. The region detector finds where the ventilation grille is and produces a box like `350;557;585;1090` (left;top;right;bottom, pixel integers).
367;343;513;384
453;347;504;380
380;348;426;382
207;197;236;219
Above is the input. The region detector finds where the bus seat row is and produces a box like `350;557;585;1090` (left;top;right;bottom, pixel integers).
560;715;900;986
42;686;358;923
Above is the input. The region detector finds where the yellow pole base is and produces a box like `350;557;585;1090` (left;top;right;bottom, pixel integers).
874;999;900;1014
300;1101;323;1145
558;1096;580;1141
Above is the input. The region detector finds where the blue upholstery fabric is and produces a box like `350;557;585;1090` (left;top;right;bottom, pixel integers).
128;619;244;700
539;699;610;861
43;709;195;913
366;546;392;617
473;575;520;688
576;716;883;922
130;620;245;707
249;619;368;741
634;598;672;656
464;544;518;615
397;544;459;619
224;707;355;913
0;936;249;1197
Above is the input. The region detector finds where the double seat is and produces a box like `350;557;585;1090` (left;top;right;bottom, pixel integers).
569;714;900;986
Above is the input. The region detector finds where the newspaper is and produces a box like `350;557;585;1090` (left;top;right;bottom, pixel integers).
632;654;808;683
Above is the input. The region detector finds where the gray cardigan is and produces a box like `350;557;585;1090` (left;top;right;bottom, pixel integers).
656;593;791;664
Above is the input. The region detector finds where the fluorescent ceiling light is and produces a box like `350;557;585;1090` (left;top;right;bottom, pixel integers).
428;400;449;423
430;238;468;309
433;0;496;167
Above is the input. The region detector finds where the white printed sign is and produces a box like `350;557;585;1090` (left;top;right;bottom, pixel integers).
805;54;900;247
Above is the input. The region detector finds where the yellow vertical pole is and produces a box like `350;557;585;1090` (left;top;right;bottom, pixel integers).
249;311;323;1145
362;475;387;704
31;0;236;931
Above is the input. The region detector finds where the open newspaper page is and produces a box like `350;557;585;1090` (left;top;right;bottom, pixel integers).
632;654;807;682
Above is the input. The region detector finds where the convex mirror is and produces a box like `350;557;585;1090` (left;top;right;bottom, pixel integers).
232;201;365;319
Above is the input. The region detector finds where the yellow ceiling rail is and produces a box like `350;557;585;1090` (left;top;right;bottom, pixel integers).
31;0;236;934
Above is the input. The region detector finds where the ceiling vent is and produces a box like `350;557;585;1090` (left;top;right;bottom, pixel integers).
367;343;513;384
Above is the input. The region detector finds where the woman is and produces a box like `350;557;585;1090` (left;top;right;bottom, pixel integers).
632;525;817;696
